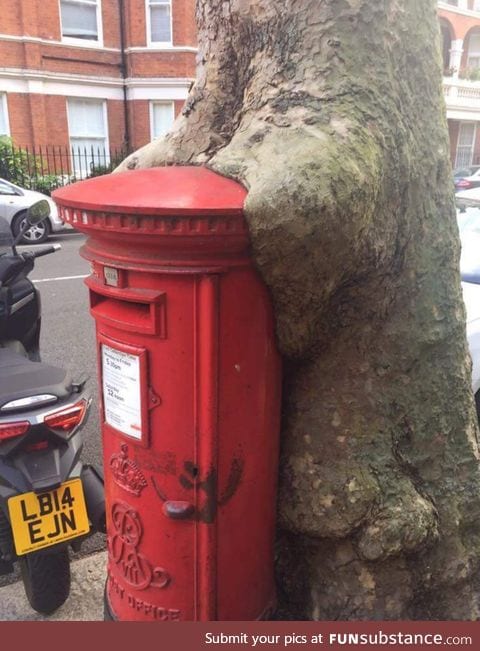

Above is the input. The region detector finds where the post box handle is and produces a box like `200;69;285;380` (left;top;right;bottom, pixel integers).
163;501;195;520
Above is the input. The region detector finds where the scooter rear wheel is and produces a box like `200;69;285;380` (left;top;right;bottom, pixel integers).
19;549;71;614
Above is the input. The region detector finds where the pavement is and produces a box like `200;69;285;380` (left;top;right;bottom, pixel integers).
0;551;106;621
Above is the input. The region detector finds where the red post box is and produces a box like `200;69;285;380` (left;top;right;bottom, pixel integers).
53;167;281;621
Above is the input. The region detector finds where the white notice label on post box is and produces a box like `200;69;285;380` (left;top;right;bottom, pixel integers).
102;344;142;439
104;266;119;287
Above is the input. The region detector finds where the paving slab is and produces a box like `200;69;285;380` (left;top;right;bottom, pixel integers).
0;551;107;621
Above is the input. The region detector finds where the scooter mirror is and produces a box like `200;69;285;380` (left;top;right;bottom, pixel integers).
27;200;50;226
13;200;51;248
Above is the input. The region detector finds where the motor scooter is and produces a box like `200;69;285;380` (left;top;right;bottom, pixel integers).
0;200;105;614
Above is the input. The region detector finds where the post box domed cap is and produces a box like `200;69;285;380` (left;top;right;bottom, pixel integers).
52;166;247;216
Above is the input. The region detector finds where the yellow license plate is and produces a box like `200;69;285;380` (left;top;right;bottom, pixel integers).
7;479;90;555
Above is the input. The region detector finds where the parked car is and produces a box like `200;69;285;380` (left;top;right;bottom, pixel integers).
456;198;480;417
454;165;480;192
0;178;64;244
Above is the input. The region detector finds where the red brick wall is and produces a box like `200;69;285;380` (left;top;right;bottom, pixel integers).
128;51;195;77
125;0;146;47
102;0;122;48
45;96;70;148
28;0;61;41
40;49;123;78
7;94;68;150
0;41;27;68
128;100;151;149
107;99;127;151
5;94;34;147
438;7;480;41
182;0;197;45
173;0;197;46
1;1;25;35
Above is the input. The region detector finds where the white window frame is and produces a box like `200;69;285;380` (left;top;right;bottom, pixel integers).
59;0;104;49
66;97;110;177
146;0;173;47
467;32;480;68
149;101;175;140
0;93;10;137
455;121;477;168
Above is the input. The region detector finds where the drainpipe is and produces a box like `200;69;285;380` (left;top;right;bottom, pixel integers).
118;0;131;152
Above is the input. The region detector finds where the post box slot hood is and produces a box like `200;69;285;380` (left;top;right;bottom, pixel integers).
86;277;165;336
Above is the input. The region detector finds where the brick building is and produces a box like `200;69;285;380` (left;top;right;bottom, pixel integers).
0;0;196;171
3;2;476;175
439;1;480;167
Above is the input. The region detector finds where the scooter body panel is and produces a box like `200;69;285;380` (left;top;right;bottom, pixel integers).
0;223;104;604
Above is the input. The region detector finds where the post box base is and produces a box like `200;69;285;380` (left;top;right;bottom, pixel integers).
104;585;276;622
104;587;116;621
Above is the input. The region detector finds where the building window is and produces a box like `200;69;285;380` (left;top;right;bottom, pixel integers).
60;0;101;43
67;98;109;177
147;0;172;45
467;33;480;68
150;102;175;139
456;122;476;168
0;94;9;137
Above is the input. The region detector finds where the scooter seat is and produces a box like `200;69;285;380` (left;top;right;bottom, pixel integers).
0;349;72;411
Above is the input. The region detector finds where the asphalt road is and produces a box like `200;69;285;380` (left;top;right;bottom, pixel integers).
0;228;106;587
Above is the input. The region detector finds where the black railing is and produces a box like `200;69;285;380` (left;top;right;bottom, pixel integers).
0;140;131;195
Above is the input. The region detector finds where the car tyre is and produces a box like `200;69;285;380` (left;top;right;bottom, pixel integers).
19;549;71;614
13;211;51;245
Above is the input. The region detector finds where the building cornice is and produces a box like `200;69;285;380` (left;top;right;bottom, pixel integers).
438;2;480;19
0;34;198;55
0;33;120;52
0;68;192;101
125;77;193;88
0;67;123;88
125;46;197;54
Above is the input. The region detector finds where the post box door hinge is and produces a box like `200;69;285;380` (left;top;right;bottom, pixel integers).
148;387;161;410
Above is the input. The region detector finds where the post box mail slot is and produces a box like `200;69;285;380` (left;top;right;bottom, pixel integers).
87;277;166;336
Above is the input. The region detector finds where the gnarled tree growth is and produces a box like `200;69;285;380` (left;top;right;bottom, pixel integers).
118;0;480;619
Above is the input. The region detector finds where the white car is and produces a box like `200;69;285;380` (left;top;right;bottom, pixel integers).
0;178;64;244
463;281;480;404
456;197;480;414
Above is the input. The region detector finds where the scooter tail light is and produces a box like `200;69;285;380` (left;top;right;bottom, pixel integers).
44;400;87;433
0;421;30;441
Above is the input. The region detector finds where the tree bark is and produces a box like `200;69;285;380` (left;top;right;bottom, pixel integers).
118;0;480;619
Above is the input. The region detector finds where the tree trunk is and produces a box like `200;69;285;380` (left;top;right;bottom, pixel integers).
118;0;480;619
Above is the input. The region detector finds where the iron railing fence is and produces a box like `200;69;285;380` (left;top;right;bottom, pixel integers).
0;142;131;195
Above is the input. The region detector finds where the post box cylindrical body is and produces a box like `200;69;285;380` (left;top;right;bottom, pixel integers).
53;167;281;621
